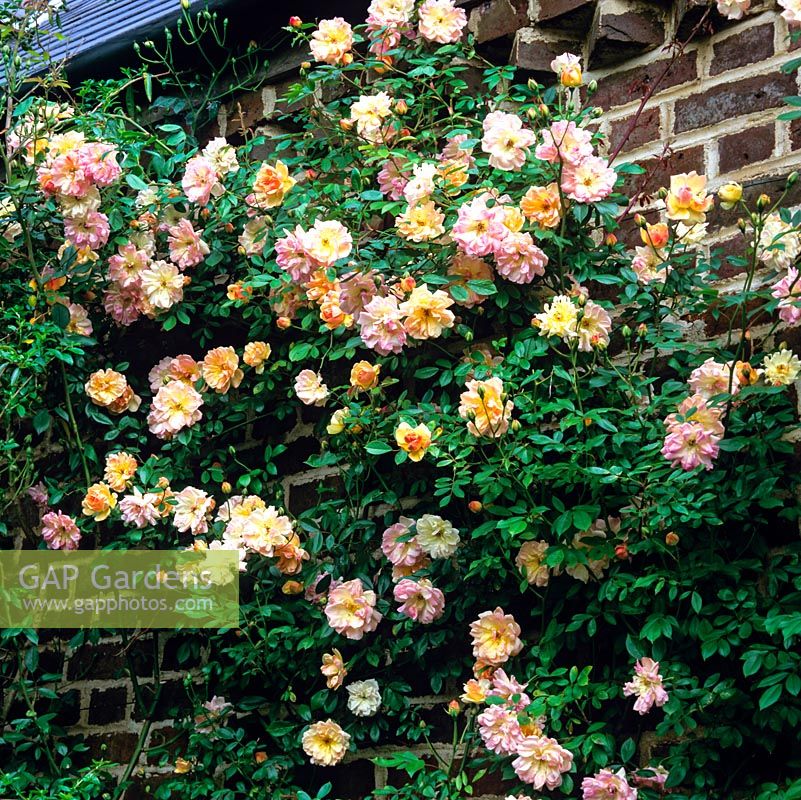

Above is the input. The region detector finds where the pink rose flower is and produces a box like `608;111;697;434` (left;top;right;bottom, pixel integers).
393;578;445;623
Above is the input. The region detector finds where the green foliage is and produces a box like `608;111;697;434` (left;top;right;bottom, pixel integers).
0;3;800;800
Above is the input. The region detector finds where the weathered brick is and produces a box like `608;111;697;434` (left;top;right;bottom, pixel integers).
468;0;528;43
536;0;596;27
132;679;188;722
511;27;581;72
84;731;139;762
790;116;801;151
608;106;662;153
590;50;698;109
717;123;774;173
286;473;344;515
710;22;774;76
674;72;796;133
88;686;128;725
67;640;155;681
588;0;666;68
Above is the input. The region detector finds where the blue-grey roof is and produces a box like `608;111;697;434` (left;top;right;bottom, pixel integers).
38;0;231;74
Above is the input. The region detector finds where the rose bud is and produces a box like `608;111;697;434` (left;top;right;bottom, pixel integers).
468;500;482;513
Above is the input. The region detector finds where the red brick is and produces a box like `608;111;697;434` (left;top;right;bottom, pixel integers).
674;72;796;133
591;51;698;110
609;106;662;153
84;731;139;762
88;686;128;725
717;123;774;173
710;23;774;76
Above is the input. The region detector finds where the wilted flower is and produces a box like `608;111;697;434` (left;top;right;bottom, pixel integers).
515;541;550;586
623;657;669;714
321;649;348;690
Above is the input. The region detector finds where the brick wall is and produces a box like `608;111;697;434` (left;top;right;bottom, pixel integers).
11;2;801;798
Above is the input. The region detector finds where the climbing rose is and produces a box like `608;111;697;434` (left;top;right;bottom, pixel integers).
302;719;350;765
243;341;271;373
103;452;137;492
309;17;353;64
346;679;382;716
763;349;801;386
81;482;117;522
481;111;536;172
202;347;244;394
512;735;573;789
321;649;347;690
581;768;638;800
399;286;455;339
41;511;81;550
250;160;295;209
458;377;513;438
148;381;204;439
394;421;432;461
515;541;550;586
394;578;445;623
478;704;524;756
623;657;669;714
664;171;713;224
182;155;220;205
415;514;459;558
381;518;423;566
324;578;382;639
302;219;352;267
417;0;466;43
168;219;209;269
535;119;593;165
470;607;523;666
520;182;561;228
561;155;617;203
294;369;329;406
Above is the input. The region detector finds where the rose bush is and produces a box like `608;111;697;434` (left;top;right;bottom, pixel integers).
2;0;801;798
